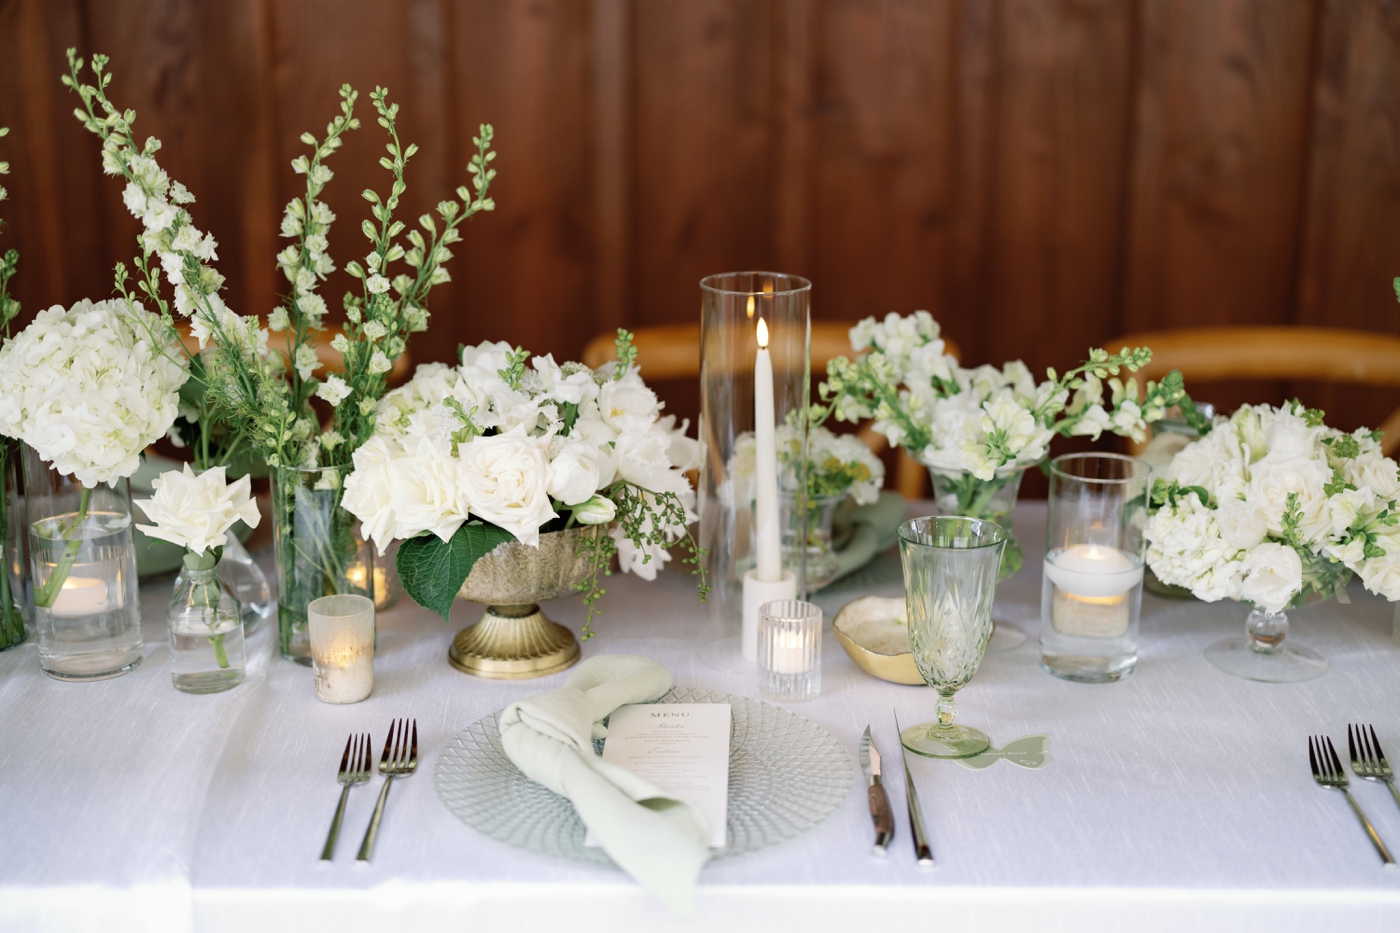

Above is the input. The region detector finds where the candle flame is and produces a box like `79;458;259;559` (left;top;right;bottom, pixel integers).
746;295;755;319
756;317;769;348
762;280;774;294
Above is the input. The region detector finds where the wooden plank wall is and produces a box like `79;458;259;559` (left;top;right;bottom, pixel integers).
3;0;1400;449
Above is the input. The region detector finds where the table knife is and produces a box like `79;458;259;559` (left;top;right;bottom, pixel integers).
859;725;895;856
894;710;935;866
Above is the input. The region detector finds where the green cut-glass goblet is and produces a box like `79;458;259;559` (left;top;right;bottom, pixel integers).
898;515;1007;759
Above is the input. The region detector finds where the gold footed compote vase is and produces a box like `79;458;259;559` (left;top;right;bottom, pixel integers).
448;526;597;679
897;515;1008;759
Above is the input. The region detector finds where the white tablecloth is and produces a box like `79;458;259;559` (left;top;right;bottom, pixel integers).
3;502;1400;932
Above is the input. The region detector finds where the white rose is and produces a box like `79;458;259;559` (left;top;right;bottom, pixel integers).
1345;452;1400;500
458;427;557;547
387;438;470;543
573;494;617;525
1239;542;1304;615
343;436;400;554
1359;532;1400;600
546;438;609;506
134;464;260;556
1246;454;1328;538
1216;500;1267;550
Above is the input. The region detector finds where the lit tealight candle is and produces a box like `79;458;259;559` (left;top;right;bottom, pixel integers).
1043;544;1143;638
769;628;813;675
308;594;375;704
50;576;110;618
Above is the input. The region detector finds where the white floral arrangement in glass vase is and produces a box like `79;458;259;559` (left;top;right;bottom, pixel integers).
1146;401;1400;610
818;311;1200;577
727;422;884;588
342;330;706;638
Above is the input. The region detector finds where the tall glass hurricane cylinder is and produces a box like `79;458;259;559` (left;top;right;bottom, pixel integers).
1040;453;1150;683
23;446;142;680
1;439;30;651
270;465;374;665
898;516;1006;759
697;272;810;666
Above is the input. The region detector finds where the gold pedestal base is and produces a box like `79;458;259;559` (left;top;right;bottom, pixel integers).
447;603;581;679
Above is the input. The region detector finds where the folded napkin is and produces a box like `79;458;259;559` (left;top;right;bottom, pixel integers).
826;490;906;587
498;655;711;913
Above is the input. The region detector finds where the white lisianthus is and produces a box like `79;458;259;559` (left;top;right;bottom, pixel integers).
0;298;188;486
456;427;557;547
573;494;617;525
1239;542;1304;615
134;464;260;555
316;375;352;407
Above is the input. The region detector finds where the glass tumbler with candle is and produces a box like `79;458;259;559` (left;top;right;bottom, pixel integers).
309;594;375;704
757;599;822;702
899;516;1007;759
1040;453;1151;683
167;549;245;694
23;445;142;681
697;272;810;670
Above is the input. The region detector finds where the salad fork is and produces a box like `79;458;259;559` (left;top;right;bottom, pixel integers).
357;718;418;862
321;733;372;861
1309;734;1394;865
1348;724;1400;814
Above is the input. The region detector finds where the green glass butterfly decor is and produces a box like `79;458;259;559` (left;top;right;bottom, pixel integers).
956;734;1051;771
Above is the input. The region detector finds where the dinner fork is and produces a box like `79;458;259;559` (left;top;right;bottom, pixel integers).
1309;734;1395;865
321;733;373;861
1349;724;1400;814
357;718;418;862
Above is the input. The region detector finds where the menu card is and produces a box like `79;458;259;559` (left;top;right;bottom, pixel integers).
587;703;732;848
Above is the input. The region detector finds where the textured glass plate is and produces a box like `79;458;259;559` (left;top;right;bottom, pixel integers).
434;686;854;866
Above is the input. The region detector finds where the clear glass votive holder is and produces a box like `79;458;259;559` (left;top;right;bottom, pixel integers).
1040;453;1151;683
309;594;375;704
757;599;821;702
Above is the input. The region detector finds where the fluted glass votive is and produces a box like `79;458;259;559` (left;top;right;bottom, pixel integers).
757;599;821;702
309;594;374;704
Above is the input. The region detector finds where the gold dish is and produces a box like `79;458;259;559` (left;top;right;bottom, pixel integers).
831;595;925;686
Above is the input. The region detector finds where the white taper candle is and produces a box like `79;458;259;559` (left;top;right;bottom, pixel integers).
754;316;781;582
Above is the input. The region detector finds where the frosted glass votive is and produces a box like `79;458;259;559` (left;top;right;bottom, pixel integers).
309;594;374;704
758;599;821;702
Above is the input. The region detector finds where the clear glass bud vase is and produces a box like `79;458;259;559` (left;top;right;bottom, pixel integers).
172;534;274;638
168;549;245;694
1;439;30;651
780;490;844;591
925;464;1027;580
270;465;373;664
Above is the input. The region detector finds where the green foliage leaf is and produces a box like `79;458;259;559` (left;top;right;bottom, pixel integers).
396;521;515;623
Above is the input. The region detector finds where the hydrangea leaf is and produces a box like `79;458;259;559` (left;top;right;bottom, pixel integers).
396;521;515;623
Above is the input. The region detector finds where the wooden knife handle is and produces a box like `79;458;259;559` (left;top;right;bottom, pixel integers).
868;782;895;855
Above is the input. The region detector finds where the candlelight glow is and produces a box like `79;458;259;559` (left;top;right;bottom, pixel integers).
746;294;755;318
756;317;769;349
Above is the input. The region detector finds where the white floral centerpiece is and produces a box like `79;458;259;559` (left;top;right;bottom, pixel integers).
342;331;705;638
1146;401;1400;680
818;311;1200;578
1146;401;1399;611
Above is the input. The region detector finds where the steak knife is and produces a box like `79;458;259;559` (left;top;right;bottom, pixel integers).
859;725;895;856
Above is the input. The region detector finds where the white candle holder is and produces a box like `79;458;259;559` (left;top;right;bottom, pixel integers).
757;599;822;702
309;594;375;704
696;272;810;673
1040;453;1150;683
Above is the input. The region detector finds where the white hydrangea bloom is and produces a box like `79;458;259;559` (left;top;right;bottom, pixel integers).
0;298;188;486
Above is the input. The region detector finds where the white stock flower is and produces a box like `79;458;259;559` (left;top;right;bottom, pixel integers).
1239;542;1304;615
134;464;260;555
267;307;289;332
457;427;557;546
294;344;320;381
369;351;392;375
316;374;352;407
366;274;391;294
0;299;188;486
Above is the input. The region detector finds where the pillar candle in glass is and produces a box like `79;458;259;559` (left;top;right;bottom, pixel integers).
309;594;375;704
757;599;821;702
1040;453;1151;683
698;272;810;670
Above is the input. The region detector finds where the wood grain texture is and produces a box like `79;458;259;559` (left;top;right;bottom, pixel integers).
3;0;1400;474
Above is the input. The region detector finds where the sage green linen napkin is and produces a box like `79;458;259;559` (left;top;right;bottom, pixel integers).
498;655;711;914
826;490;905;587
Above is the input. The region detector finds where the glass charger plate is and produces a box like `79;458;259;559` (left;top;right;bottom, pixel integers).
434;686;854;865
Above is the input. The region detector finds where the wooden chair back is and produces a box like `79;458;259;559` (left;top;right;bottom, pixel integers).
1110;326;1400;456
582;322;955;499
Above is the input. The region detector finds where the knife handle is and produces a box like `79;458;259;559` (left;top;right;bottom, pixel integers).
868;782;895;855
